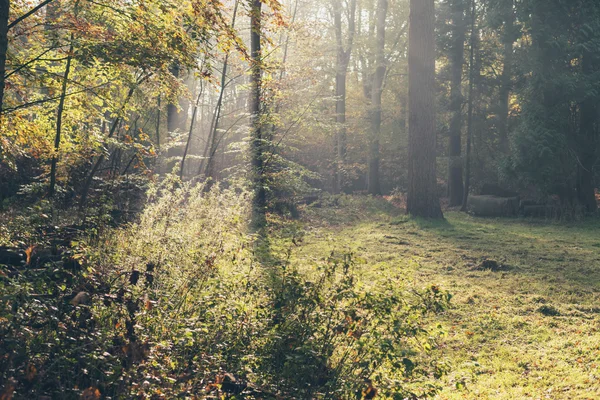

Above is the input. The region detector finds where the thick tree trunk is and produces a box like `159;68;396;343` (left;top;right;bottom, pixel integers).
406;0;442;218
498;0;514;154
0;0;9;114
461;0;476;212
367;0;387;195
250;0;266;224
447;0;466;207
577;49;598;213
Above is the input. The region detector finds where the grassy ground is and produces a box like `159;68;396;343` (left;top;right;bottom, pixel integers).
280;197;600;399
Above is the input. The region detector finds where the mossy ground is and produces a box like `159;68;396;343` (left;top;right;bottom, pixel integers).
274;197;600;399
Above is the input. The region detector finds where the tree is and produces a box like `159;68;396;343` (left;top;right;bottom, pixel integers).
406;0;442;218
250;0;266;225
203;0;240;181
446;0;466;207
49;36;74;196
0;0;8;113
497;0;515;154
331;0;356;193
461;0;476;212
367;0;387;195
575;2;600;212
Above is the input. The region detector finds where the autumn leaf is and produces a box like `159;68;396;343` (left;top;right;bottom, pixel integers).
80;387;101;400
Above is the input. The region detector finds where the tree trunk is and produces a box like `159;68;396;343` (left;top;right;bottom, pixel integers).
167;63;181;133
406;0;442;218
447;0;466;207
250;0;266;225
80;84;139;209
49;37;74;197
367;0;387;195
180;82;204;179
0;0;9;114
498;0;514;154
332;0;356;193
335;68;347;193
461;0;476;212
577;49;598;213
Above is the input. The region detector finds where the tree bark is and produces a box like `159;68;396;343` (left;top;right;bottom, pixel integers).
576;49;598;213
180;81;204;179
447;0;466;207
498;0;514;154
332;0;356;193
367;0;387;195
461;0;476;212
250;0;266;225
167;63;181;133
0;0;9;114
406;0;442;218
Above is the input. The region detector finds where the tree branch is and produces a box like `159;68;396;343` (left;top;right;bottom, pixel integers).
8;0;54;30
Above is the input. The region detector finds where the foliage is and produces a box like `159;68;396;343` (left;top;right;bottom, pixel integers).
1;183;451;398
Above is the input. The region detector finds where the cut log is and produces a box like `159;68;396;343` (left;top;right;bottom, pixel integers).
479;183;519;198
467;195;519;217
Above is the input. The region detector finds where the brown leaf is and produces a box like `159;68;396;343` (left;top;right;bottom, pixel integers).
80;387;101;400
24;246;36;265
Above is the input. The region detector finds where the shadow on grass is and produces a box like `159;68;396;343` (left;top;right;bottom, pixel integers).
409;215;455;231
402;212;600;291
249;226;337;398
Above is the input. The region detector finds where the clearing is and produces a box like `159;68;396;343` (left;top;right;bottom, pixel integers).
281;197;600;399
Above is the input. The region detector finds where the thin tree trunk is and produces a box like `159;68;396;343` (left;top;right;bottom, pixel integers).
79;84;139;209
49;37;74;197
367;0;387;195
167;63;181;133
447;0;466;207
156;95;161;151
332;0;356;193
406;0;442;218
335;68;347;193
8;0;53;30
180;81;204;179
250;0;266;225
0;0;9;114
461;0;476;212
204;0;239;179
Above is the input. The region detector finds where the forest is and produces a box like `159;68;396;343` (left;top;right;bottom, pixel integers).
1;0;600;398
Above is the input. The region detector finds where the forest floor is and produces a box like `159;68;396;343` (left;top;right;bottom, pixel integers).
279;198;600;399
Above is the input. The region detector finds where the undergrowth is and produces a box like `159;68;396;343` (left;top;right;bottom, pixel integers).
1;182;451;399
